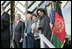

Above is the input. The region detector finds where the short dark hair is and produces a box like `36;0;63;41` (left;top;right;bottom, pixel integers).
27;11;33;20
27;11;33;14
32;13;37;18
37;8;46;16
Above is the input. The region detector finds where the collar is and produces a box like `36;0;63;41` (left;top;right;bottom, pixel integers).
1;11;4;16
15;20;20;24
17;20;20;23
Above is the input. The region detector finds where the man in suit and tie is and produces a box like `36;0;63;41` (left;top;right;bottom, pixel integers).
11;14;25;48
1;5;10;48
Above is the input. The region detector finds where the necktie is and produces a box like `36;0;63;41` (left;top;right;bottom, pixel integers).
15;22;18;28
13;22;18;40
13;22;17;41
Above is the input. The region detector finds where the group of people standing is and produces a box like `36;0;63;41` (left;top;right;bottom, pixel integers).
1;5;52;48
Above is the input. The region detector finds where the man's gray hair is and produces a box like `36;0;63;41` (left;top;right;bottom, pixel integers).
15;13;21;18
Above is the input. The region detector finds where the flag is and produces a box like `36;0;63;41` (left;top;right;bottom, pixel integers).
49;2;55;42
51;2;55;29
50;1;66;48
49;2;55;31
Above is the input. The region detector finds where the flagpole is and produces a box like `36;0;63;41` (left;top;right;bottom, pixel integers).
36;1;39;9
45;1;47;8
50;1;55;42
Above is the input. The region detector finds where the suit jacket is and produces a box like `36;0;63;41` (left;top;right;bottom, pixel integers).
39;15;52;41
1;12;10;40
12;21;25;42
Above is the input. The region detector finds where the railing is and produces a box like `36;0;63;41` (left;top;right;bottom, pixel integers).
39;34;55;48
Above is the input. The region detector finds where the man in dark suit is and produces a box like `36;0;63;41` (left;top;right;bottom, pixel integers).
1;5;10;48
11;14;25;48
37;8;52;41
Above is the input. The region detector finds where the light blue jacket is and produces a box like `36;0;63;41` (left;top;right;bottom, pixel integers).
31;19;41;39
